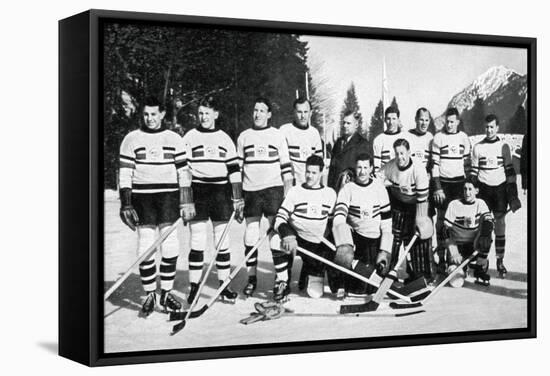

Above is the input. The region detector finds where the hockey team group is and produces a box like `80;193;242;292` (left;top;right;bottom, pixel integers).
114;94;523;330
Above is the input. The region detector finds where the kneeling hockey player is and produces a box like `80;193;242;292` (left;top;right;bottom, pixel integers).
274;155;337;299
118;96;186;316
332;153;393;296
443;177;494;286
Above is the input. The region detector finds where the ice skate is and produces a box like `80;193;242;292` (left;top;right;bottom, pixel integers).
219;282;238;303
273;280;290;302
160;290;182;312
496;258;507;279
242;276;257;298
140;291;156;317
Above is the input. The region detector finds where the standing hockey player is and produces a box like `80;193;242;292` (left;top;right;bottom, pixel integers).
373;106;405;176
181;96;243;304
118;96;186;316
470;114;521;278
443;177;494;286
405;107;433;169
237;97;294;300
274;155;337;299
381;138;434;282
327;111;370;190
279;97;323;185
431;107;471;272
332;153;393;296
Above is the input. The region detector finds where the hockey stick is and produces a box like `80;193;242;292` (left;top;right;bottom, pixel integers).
295;246;413;303
291;224;422;302
390;250;480;309
340;234;419;313
170;229;272;334
104;218;182;301
177;212;236;330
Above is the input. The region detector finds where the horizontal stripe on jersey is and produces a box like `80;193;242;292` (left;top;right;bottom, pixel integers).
333;179;391;239
119;128;187;193
405;129;433;167
182;127;241;185
373;130;406;173
444;198;491;244
279;122;323;185
471;137;514;186
237;126;292;191
382;159;429;204
275;184;336;243
432;130;470;180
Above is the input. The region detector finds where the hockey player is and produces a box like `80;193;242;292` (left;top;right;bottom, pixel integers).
470;114;521;278
373;106;405;176
431;107;471;272
405;107;433;169
327;110;370;190
181;96;243;304
381;138;434;283
279;97;323;185
443;176;494;286
237;97;294;300
274;155;337;299
118;96;186;316
332;153;393;295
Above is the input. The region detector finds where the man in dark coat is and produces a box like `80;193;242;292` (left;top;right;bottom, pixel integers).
327;111;371;190
326;110;371;297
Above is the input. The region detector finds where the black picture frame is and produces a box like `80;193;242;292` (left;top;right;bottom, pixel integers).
59;9;537;367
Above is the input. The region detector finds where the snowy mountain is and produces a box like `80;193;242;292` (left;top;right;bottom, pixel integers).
435;66;528;135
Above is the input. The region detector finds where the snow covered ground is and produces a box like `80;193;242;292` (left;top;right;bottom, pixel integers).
103;184;529;354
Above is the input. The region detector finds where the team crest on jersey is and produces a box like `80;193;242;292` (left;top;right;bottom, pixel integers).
399;185;413;195
360;207;372;220
450;145;459;155
464;216;475;227
300;146;310;160
255;145;267;158
307;204;321;217
413;150;424;159
147;147;162;161
486;156;497;167
205;145;217;158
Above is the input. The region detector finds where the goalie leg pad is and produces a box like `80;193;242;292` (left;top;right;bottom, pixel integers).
307;275;324;298
408;238;433;280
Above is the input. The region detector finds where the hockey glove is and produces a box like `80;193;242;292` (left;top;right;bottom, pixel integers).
119;188;139;231
506;183;521;213
433;189;446;207
375;250;391;277
415;202;433;240
477;212;494;252
281;235;298;255
179;186;196;222
231;182;245;223
447;244;463;266
334;244;354;269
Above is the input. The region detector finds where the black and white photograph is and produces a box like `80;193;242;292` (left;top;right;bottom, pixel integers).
99;12;534;356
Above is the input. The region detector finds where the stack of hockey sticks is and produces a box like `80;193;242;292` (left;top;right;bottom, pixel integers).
170;226;273;335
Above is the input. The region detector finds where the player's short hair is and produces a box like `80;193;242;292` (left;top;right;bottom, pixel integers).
385;106;400;118
415;107;431;119
342;109;359;120
445;107;460;119
485;113;499;125
198;95;218;111
464;175;479;189
142;96;165;112
355;152;373;166
293;97;312;110
393;138;410;150
305;155;324;171
254;97;272;112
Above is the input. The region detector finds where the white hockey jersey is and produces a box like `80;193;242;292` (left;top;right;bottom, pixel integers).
279;122;323;185
444;198;491;244
471;137;515;187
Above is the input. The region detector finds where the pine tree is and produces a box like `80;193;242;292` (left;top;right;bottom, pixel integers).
340;82;364;136
465;96;486;135
368;100;385;148
390;96;399;112
507;105;527;135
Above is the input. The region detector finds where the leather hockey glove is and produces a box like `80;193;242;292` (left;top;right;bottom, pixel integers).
119;187;139;231
231;182;245;223
375;250;391;277
506;183;521;213
179;186;196;222
281;235;298;255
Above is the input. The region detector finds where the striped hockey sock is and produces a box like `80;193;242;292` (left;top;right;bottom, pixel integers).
272;249;289;281
245;245;258;275
188;249;204;284
216;249;231;281
160;256;178;291
139;258;157;293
